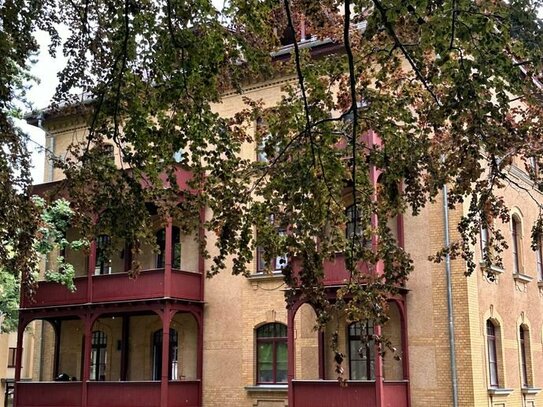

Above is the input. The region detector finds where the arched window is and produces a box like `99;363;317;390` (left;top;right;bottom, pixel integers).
520;325;530;387
348;321;375;380
156;227;181;269
256;323;287;384
511;215;523;274
536;236;543;281
487;320;499;387
152;328;178;380
90;331;107;381
480;224;489;254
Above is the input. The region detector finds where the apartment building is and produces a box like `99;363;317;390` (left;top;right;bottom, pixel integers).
0;329;35;407
12;45;543;407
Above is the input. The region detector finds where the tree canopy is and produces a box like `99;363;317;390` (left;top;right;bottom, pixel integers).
1;0;543;342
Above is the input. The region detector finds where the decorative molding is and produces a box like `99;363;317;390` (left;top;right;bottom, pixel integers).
522;387;542;396
513;273;533;284
487;387;514;396
480;262;504;284
247;272;284;282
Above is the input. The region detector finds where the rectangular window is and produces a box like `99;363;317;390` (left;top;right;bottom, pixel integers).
520;327;529;387
487;321;499;387
511;216;523;274
7;347;16;368
537;237;543;281
256;226;288;273
480;225;488;254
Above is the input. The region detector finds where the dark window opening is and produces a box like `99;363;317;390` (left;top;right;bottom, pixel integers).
512;216;521;274
152;328;178;381
520;326;529;387
156;226;181;269
7;347;16;368
348;321;375;380
90;331;107;381
95;235;111;275
487;320;499;387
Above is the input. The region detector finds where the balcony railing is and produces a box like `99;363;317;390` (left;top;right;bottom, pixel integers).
16;380;201;407
290;380;408;407
21;268;203;309
290;253;370;286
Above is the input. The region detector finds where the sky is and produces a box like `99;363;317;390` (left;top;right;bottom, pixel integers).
16;28;65;185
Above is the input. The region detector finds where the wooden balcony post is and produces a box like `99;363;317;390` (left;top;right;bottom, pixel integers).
53;320;62;378
120;316;130;381
318;329;325;380
81;314;95;407
164;219;173;298
287;305;296;407
160;305;172;407
13;319;25;407
195;309;204;406
14;322;25;381
198;207;205;300
374;324;384;407
88;240;97;302
398;298;411;407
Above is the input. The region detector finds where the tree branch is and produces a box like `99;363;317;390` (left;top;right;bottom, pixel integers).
372;0;441;106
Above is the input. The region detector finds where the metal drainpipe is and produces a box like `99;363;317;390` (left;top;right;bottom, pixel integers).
443;183;459;407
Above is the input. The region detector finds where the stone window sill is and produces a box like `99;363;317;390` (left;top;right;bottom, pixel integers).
522;387;541;396
479;261;505;274
247;271;284;281
245;385;288;393
488;387;513;396
513;273;533;284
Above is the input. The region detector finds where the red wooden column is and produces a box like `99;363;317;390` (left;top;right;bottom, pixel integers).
195;309;204;407
287;304;296;407
198;207;205;300
13;318;26;407
160;305;172;407
53;320;62;378
87;240;97;302
398;298;411;407
164;219;173;298
374;324;384;407
81;313;96;407
318;329;325;379
120;316;130;381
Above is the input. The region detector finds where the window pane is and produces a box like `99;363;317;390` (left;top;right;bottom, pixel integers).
259;343;272;362
258;342;273;382
257;325;272;338
275;324;287;337
276;342;287;382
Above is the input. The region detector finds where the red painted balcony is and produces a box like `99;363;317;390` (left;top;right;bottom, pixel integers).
16;380;201;407
21;268;203;309
291;380;408;407
290;253;371;286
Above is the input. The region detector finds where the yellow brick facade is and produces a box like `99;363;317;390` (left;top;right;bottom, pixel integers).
18;75;543;407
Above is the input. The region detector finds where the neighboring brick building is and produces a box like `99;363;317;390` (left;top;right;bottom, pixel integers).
13;63;543;407
0;328;35;407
